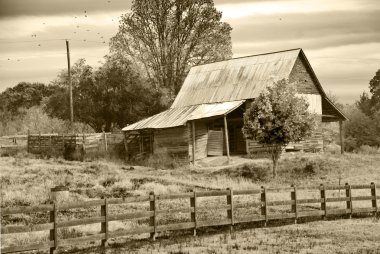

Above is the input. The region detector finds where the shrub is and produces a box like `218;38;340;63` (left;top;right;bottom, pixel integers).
99;175;119;187
357;145;379;155
240;164;270;182
137;153;186;170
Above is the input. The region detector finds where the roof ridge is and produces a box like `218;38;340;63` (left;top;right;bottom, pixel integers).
194;48;302;68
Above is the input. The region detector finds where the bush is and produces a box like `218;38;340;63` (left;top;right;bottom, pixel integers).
240;164;270;182
357;145;379;155
137;153;186;170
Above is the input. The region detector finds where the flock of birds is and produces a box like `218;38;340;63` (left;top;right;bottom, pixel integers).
5;1;122;63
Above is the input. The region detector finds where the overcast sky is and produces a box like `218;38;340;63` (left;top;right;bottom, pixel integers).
0;0;379;103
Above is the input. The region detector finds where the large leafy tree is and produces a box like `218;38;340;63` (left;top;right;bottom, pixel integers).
46;57;163;132
111;0;232;104
243;79;316;177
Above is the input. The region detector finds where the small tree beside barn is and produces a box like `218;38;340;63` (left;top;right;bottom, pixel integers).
243;79;316;177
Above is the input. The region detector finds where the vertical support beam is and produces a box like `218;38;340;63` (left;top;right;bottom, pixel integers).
345;183;352;219
82;133;86;157
227;188;234;233
191;121;196;165
66;40;73;124
291;185;297;224
49;202;57;254
320;184;327;220
371;182;378;217
261;186;268;227
223;115;230;164
123;132;129;160
149;191;156;240
101;198;108;247
190;189;197;236
339;120;344;154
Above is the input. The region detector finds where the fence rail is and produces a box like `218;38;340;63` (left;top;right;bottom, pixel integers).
1;183;379;254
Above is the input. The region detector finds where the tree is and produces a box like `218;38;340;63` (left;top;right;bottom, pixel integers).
357;69;380;117
110;0;232;104
242;79;316;177
46;57;163;132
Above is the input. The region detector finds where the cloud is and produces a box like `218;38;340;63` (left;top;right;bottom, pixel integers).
0;0;132;18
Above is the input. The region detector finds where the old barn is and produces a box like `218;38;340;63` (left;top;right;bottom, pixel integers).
122;49;346;163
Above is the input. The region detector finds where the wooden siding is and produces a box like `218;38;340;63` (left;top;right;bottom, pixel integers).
207;129;223;156
188;121;209;161
289;56;319;94
154;127;189;161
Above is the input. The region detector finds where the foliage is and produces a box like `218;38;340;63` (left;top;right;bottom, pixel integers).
45;57;164;132
356;69;380;117
243;79;316;177
110;0;232;103
343;105;380;151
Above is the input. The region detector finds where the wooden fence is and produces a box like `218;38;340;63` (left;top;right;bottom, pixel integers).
1;183;379;253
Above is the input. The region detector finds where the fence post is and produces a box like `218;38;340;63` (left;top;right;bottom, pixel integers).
190;190;197;236
320;184;327;220
49;202;57;254
371;182;378;217
190;189;197;236
345;183;352;219
103;131;108;152
101;198;108;247
261;186;268;227
27;129;30;153
291;185;297;224
39;132;42;152
149;192;156;240
227;188;234;233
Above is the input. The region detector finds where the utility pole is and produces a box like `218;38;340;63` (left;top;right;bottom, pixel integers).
66;40;74;125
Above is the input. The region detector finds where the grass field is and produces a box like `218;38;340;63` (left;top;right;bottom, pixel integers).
1;151;380;253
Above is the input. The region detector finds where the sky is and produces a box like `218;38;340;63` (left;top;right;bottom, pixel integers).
0;0;379;104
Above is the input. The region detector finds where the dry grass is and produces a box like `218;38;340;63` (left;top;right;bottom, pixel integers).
1;152;379;252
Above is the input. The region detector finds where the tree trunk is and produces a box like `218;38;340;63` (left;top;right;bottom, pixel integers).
272;157;278;178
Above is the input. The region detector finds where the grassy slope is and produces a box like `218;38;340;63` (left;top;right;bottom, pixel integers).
1;152;379;252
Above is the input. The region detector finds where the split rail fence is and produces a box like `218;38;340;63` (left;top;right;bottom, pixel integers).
1;183;379;253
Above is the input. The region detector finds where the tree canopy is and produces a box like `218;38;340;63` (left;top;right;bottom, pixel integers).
243;79;316;177
46;57;163;132
110;0;232;104
357;69;380;117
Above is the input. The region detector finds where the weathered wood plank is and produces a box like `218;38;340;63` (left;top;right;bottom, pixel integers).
108;211;154;221
1;223;53;234
1;241;54;254
108;227;154;238
57;216;105;228
2;204;54;215
59;233;105;246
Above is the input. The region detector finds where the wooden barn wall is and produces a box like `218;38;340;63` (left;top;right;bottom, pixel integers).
154;126;189;162
188;121;208;161
247;116;324;156
289;56;319;95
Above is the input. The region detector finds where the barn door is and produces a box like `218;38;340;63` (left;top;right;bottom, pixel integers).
207;129;223;156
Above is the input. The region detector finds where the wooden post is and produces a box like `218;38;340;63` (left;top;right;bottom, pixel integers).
39;132;41;153
66;40;74;124
223;115;230;164
103;131;108;152
371;182;378;217
345;183;352;219
101;198;108;247
291;185;297;224
227;188;234;233
27;130;30;153
191;121;196;164
49;202;57;254
339;120;344;154
149;192;156;240
190;189;197;236
261;186;268;227
320;184;327;220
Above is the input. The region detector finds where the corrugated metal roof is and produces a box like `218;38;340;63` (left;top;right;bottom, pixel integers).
171;49;301;108
122;100;244;131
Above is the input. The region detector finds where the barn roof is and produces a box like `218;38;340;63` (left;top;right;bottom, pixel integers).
122;100;245;131
172;48;301;108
